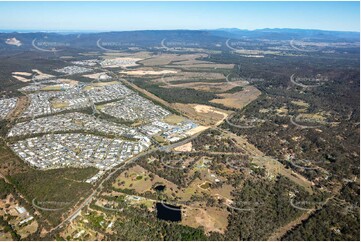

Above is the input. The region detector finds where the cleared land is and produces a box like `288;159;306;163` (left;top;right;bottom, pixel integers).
40;85;63;91
210;85;262;109
163;80;247;93
182;205;229;234
173;142;193;152
172;103;230;126
12;69;54;82
139;53;208;66
120;69;178;76
185;126;209;136
12;72;32;77
12;75;31;82
6;96;29;122
163;114;187;125
154;71;226;83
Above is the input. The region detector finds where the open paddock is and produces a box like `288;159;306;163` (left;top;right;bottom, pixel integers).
210;85;261;109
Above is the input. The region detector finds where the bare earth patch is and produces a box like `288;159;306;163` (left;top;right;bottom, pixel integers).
172;103;230;126
182;205;229;234
12;75;31;82
12;72;32;77
12;70;55;82
173;142;193;152
185;125;209;136
32;69;54;80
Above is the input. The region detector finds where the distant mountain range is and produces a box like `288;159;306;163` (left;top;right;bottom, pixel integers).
0;28;359;51
210;28;360;41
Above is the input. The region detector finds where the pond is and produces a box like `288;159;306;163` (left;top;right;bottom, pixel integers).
156;202;182;222
154;184;166;192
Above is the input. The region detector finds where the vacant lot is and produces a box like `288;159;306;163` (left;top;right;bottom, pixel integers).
172;103;230;126
182;205;229;234
51;100;69;109
173;142;193;152
40;85;63;91
163;114;187;125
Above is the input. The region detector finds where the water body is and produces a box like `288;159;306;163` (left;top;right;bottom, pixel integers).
156;202;182;222
154;185;166;192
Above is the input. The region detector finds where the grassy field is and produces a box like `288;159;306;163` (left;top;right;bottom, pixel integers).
163;114;187;125
182;205;229;234
210;85;261;109
51;101;69;109
113;165;179;195
40;85;63;91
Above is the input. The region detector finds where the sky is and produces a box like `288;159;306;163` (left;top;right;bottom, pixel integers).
0;1;359;32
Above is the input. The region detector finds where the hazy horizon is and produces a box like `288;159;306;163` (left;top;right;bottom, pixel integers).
0;27;360;34
0;1;359;32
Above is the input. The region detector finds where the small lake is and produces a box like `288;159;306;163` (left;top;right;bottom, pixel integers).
154;185;166;192
156;202;182;222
